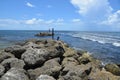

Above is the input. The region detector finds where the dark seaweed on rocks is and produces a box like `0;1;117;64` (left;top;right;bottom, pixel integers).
0;39;120;80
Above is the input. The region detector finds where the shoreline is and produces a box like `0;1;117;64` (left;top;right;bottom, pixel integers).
0;39;120;80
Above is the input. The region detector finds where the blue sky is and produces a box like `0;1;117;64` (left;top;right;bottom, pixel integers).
0;0;120;31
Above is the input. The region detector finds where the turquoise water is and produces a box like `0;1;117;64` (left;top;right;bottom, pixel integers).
0;30;120;64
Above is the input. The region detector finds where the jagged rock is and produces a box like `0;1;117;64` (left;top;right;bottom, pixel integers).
0;51;14;63
23;42;44;49
1;58;25;71
105;64;120;76
78;57;90;64
78;53;93;65
61;64;92;80
1;68;29;80
36;75;55;80
4;45;26;58
28;58;61;80
88;69;120;80
0;64;5;76
21;48;49;67
63;48;78;57
22;44;64;68
62;57;79;67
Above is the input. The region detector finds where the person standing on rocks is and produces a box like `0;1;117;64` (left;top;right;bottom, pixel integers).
52;28;54;40
57;36;60;41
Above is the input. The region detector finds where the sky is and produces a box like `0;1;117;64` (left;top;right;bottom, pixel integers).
0;0;120;31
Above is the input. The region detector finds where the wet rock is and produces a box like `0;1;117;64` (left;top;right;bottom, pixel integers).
105;64;120;76
4;45;26;59
1;68;29;80
28;58;61;80
1;58;25;71
36;75;55;80
0;51;14;63
0;64;5;76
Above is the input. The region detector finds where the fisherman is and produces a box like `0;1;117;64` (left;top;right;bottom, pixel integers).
57;36;60;41
52;28;54;40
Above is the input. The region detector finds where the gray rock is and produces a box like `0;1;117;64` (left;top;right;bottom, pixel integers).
4;45;26;58
1;68;29;80
62;64;92;80
23;42;43;49
28;58;61;80
0;64;5;76
36;75;55;80
22;46;64;67
0;51;14;63
1;58;25;71
21;48;49;67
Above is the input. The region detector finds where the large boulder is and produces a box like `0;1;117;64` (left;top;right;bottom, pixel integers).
4;45;26;58
28;58;61;80
21;48;49;67
105;64;120;76
61;64;92;80
22;45;64;68
0;51;14;63
1;58;25;71
36;75;55;80
88;69;120;80
1;68;29;80
0;64;5;76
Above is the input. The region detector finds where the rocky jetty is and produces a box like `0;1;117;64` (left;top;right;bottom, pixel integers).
0;39;120;80
35;32;53;37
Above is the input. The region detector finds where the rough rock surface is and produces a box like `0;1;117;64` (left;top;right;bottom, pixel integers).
22;48;49;67
105;64;120;76
36;75;55;80
4;45;26;58
0;39;120;80
28;58;61;80
0;51;14;63
1;68;29;80
1;58;25;70
0;64;5;76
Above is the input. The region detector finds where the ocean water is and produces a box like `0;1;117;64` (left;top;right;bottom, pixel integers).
0;30;120;64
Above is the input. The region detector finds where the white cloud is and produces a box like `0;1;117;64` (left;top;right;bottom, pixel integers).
72;19;81;22
45;20;54;24
101;10;120;26
0;19;20;24
26;2;35;7
25;18;37;24
56;18;64;22
70;0;112;21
